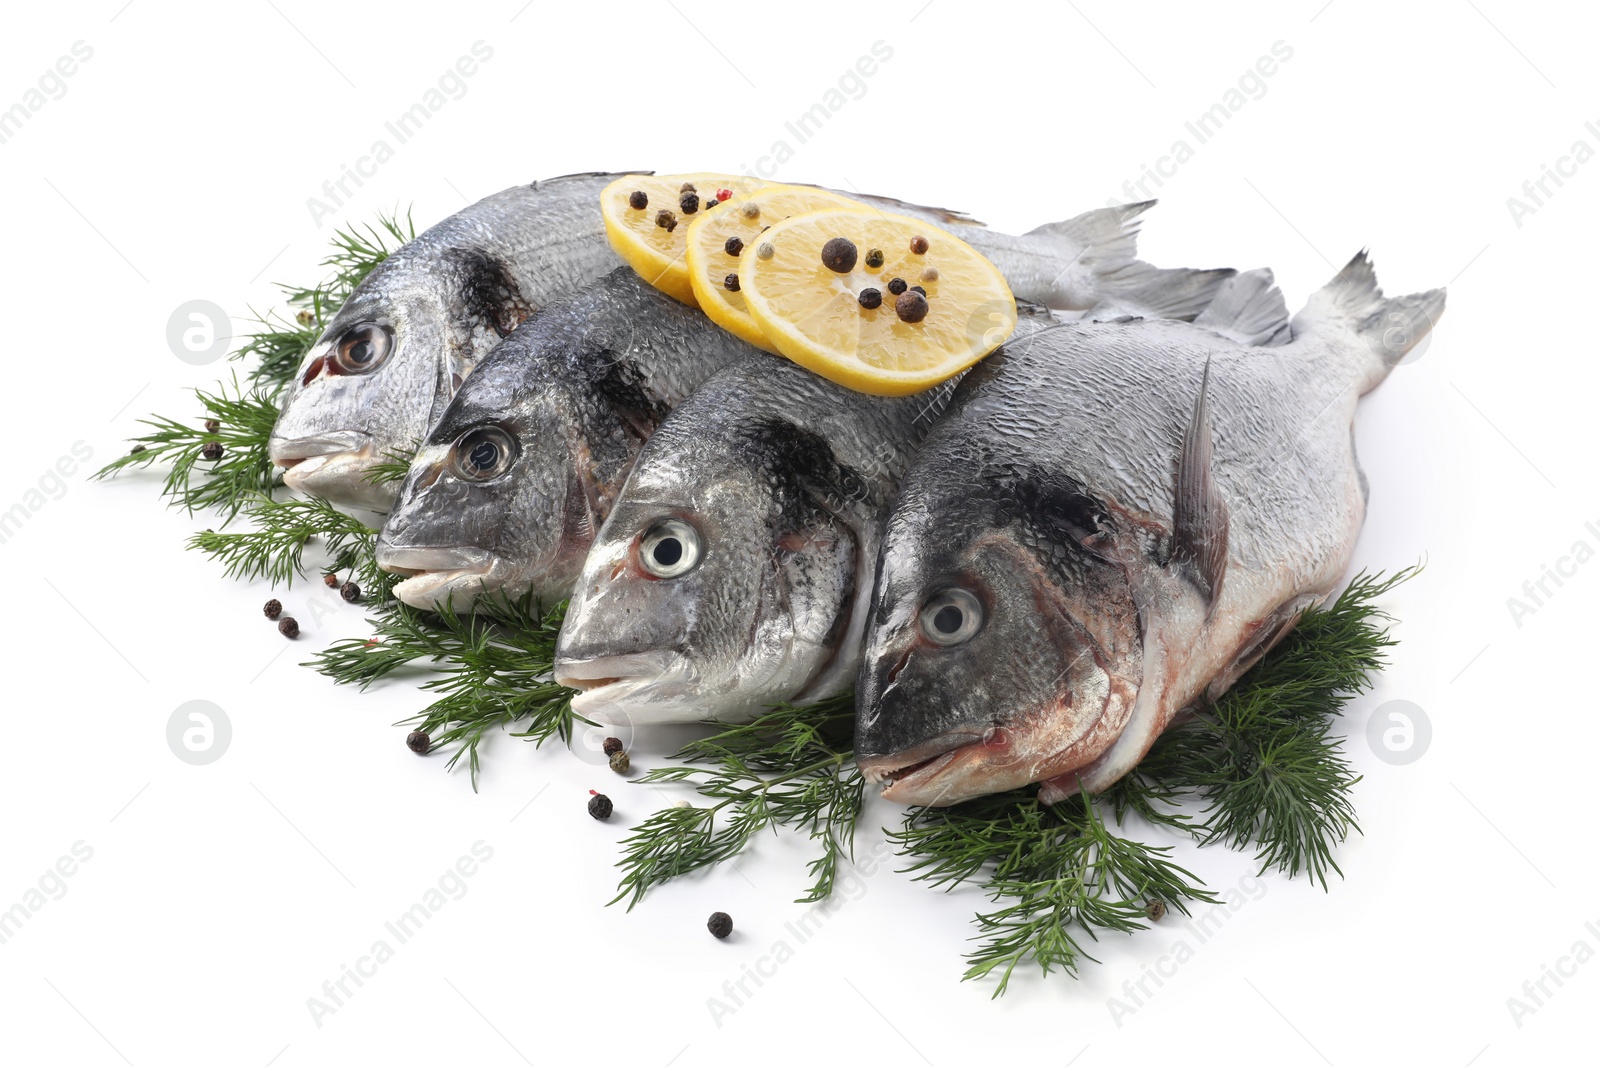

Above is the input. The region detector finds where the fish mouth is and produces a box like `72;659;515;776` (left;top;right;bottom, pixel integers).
857;727;1004;807
554;652;684;725
376;544;505;611
271;432;395;511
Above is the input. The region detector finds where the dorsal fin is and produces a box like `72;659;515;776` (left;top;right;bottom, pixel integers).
1173;360;1229;609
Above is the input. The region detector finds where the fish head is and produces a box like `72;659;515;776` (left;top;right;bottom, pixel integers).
855;467;1145;807
375;347;596;612
269;249;532;511
554;417;858;726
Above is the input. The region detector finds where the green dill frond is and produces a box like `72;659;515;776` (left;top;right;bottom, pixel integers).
93;376;282;520
307;594;577;790
615;693;861;908
361;445;419;489
187;493;381;589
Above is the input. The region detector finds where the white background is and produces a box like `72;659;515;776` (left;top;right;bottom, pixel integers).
0;1;1594;1064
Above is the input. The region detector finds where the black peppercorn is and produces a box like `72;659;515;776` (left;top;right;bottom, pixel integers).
864;248;884;269
820;237;858;273
895;291;929;323
724;235;744;256
680;181;696;193
887;277;908;296
204;419;220;433
628;190;648;210
910;285;926;297
602;736;624;756
340;581;360;603
277;617;300;639
909;235;929;255
129;444;146;455
263;599;282;619
1146;899;1167;922
656;209;677;232
858;288;882;310
588;791;614;820
406;730;430;754
707;912;733;939
723;273;740;292
201;441;223;461
680;192;700;214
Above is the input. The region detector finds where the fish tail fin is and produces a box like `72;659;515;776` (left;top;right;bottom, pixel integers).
1291;251;1446;393
1193;267;1293;345
1091;263;1238;322
1023;201;1153;308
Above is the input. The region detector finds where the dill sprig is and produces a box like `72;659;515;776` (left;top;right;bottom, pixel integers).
186;494;386;594
361;446;419;489
306;593;579;789
892;792;1217;995
92;376;283;519
613;693;862;908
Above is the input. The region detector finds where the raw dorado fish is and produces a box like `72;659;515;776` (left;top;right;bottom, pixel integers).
854;254;1442;807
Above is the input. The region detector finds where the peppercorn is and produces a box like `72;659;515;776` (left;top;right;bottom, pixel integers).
129;444;146;455
680;181;696;193
909;235;930;255
1146;899;1167;922
741;203;760;220
820;236;858;273
910;285;927;296
406;730;430;754
864;248;884;269
296;309;315;326
724;235;744;257
628;189;648;210
895;291;929;323
263;598;282;619
588;791;614;820
609;749;631;774
323;573;339;587
340;581;361;603
756;241;774;260
707;912;733;939
716;188;733;201
858;288;883;310
920;267;939;283
204;419;220;433
887;277;908;296
277;616;300;639
201;441;224;461
680;192;700;214
723;273;740;292
705;198;719;209
656;209;677;232
602;736;623;756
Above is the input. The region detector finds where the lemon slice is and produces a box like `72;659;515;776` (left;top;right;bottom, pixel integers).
738;209;1017;395
600;173;768;305
686;184;868;350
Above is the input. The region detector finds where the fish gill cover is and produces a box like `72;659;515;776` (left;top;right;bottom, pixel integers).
98;210;1410;996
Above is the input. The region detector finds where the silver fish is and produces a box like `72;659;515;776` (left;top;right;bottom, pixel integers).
375;201;1188;611
268;173;633;510
551;267;1251;727
854;254;1443;807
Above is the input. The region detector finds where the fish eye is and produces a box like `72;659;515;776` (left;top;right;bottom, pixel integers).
638;519;701;579
331;322;393;374
919;588;983;646
451;425;519;482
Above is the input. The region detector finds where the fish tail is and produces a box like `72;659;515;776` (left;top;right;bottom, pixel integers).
1192;267;1293;345
1291;251;1446;393
1022;201;1152;308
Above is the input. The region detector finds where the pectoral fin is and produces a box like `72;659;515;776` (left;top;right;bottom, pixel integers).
1173;360;1229;610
